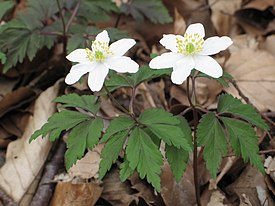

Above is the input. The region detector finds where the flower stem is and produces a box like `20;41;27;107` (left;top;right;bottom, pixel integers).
129;87;136;115
103;85;131;116
187;76;201;206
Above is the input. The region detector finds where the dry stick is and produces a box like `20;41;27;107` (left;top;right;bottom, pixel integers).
30;140;66;206
0;187;19;206
56;0;67;57
187;77;202;206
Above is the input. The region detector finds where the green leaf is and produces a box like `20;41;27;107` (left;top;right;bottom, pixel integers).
221;117;265;174
197;113;227;177
0;1;15;20
0;51;7;64
29;110;90;142
130;65;171;86
138;108;191;151
78;0;118;22
54;94;100;114
65;118;103;170
67;33;86;54
86;117;103;149
120;0;172;24
100;116;135;143
138;108;180;125
126;127;163;191
99;130;128;179
165;116;192;182
120;159;135;182
196;71;233;87
104;72;133;93
218;94;269;130
0;0;62;72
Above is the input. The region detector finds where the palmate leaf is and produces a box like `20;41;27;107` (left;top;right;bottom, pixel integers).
126;127;163;191
217;94;269;130
54;94;100;114
0;0;58;72
0;0;15;20
100;115;135;143
78;0;118;22
120;0;172;24
165;117;192;182
120;159;135;182
99;130;129;179
65;118;103;170
221;117;265;174
197;113;227;177
30;110;91;142
138;108;192;151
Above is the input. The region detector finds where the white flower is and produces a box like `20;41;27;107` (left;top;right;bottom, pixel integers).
149;23;233;84
65;30;139;91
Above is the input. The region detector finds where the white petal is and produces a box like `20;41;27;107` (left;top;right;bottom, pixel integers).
171;56;194;84
95;30;110;44
199;36;233;56
160;34;184;53
149;52;183;69
105;56;139;73
185;23;205;38
66;49;88;63
109;39;136;56
87;64;109;92
194;55;223;78
65;63;94;85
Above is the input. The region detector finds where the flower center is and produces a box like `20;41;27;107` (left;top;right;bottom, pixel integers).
176;33;204;55
86;40;113;62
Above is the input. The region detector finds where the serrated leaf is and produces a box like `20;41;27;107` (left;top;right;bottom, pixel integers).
197;71;233;87
100;115;135;143
99;130;128;179
130;65;171;86
78;0;118;22
218;94;269;130
29;110;90;142
138;109;191;151
67;33;86;53
197;113;227;177
221;117;265;174
0;1;15;20
138;108;180;125
120;159;135;182
126;127;163;191
54;94;100;114
86;117;103;149
166;117;191;182
120;0;172;24
104;72;133;93
0;51;7;64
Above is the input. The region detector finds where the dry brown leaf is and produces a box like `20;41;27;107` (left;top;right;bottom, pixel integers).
0;77;18;101
0;87;36;118
50;182;103;206
244;0;274;10
174;8;186;35
69;144;104;179
160;161;196;206
0;80;61;202
209;0;242;35
263;35;275;57
226;166;274;206
101;168;139;206
207;190;227;206
224;35;275;112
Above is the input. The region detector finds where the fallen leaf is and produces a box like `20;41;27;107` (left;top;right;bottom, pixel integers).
69;144;104;179
206;190;227;206
209;0;242;35
101;167;139;206
226;166;274;206
224;35;275;112
0;80;61;202
50;182;103;206
173;8;186;35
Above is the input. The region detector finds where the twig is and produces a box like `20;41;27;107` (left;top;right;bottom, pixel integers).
56;0;67;56
114;13;122;28
65;0;81;33
30;140;66;206
0;187;18;206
